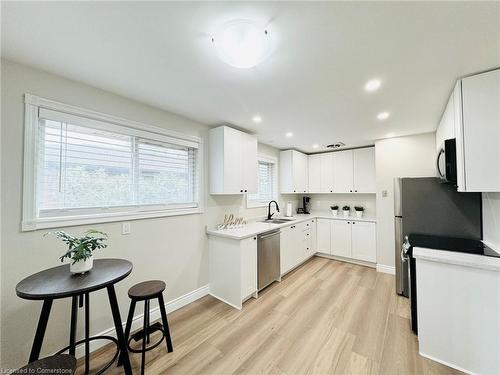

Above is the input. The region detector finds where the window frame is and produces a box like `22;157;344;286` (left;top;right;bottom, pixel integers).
246;155;278;208
22;93;204;231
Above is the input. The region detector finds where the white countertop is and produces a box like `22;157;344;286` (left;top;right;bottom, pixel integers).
206;211;376;240
413;246;500;272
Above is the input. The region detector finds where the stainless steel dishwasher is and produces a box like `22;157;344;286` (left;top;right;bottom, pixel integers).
257;230;281;291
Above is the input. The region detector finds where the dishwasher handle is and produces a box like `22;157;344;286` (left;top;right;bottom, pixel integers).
258;230;281;240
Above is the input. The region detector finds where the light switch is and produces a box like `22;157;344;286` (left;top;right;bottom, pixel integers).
122;222;131;235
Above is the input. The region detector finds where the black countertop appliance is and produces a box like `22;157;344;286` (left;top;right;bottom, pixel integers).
303;196;311;214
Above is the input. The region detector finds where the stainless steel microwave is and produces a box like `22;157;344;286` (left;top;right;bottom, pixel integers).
436;138;457;185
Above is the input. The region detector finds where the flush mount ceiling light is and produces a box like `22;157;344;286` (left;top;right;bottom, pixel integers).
252;115;262;123
365;79;382;92
312;144;320;149
286;132;293;137
212;20;270;69
377;111;390;120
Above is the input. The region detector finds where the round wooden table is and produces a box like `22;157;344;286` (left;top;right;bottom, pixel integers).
16;258;133;375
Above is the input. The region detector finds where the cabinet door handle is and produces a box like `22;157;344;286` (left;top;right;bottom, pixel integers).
253;237;257;240
240;189;243;192
347;221;350;224
244;190;248;192
355;190;358;192
350;190;353;192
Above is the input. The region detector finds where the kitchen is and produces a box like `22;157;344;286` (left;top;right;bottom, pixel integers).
1;2;500;375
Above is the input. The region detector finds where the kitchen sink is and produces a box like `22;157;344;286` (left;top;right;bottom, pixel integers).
263;218;295;224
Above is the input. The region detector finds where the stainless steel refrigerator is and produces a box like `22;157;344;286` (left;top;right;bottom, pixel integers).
394;177;482;296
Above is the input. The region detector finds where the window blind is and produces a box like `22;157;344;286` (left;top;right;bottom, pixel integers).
248;161;274;202
37;115;199;216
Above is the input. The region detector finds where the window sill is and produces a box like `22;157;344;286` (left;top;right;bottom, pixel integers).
22;207;204;231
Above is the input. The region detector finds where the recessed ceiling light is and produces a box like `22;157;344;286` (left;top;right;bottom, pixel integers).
377;111;390;120
385;132;396;138
252;115;262;123
212;20;270;69
365;79;382;92
286;132;293;137
312;144;319;149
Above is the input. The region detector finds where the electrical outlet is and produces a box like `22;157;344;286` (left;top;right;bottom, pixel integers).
122;222;131;235
382;190;388;197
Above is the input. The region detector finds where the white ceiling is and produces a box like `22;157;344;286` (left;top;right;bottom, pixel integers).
2;2;500;152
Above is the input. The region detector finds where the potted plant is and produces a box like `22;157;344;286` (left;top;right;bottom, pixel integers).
342;205;350;217
354;206;365;218
46;229;108;274
330;205;339;216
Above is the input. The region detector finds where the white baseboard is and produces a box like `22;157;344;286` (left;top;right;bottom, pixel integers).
208;293;242;310
74;284;209;358
315;253;376;268
376;264;396;275
419;351;474;375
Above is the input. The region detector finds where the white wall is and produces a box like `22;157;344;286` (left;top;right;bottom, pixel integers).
483;193;500;251
0;59;283;369
375;133;436;268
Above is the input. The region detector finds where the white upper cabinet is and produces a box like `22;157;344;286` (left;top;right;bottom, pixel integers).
282;147;375;194
353;148;376;193
280;150;308;193
436;69;500;192
460;69;500;192
241;132;258;193
209;126;257;195
308;153;335;193
321;153;335;192
308;154;322;193
333;150;354;193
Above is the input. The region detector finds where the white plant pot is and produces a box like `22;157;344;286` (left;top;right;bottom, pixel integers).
70;256;93;274
331;210;338;217
343;210;350;217
356;211;363;218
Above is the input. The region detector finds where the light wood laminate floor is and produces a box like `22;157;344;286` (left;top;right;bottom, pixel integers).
83;256;462;375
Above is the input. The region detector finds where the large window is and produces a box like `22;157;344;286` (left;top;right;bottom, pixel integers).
23;95;202;230
247;157;277;208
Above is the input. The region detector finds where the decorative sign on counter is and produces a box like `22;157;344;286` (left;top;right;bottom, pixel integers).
216;214;248;230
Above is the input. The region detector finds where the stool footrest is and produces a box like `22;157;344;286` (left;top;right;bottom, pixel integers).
127;322;166;353
131;322;163;342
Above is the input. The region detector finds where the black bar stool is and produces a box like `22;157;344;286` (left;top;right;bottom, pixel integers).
123;280;173;374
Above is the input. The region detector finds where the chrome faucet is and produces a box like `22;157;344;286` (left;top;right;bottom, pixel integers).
267;200;280;220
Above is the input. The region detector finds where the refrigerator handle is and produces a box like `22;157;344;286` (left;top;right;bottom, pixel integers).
394;177;402;216
401;235;410;261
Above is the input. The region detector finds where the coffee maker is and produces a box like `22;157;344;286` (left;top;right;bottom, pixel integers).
303;196;311;214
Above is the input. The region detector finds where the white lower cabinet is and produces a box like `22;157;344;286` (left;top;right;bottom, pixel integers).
208;235;257;309
240;236;258;299
316;218;376;263
280;220;315;275
331;220;351;257
316;218;331;253
351;221;377;262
